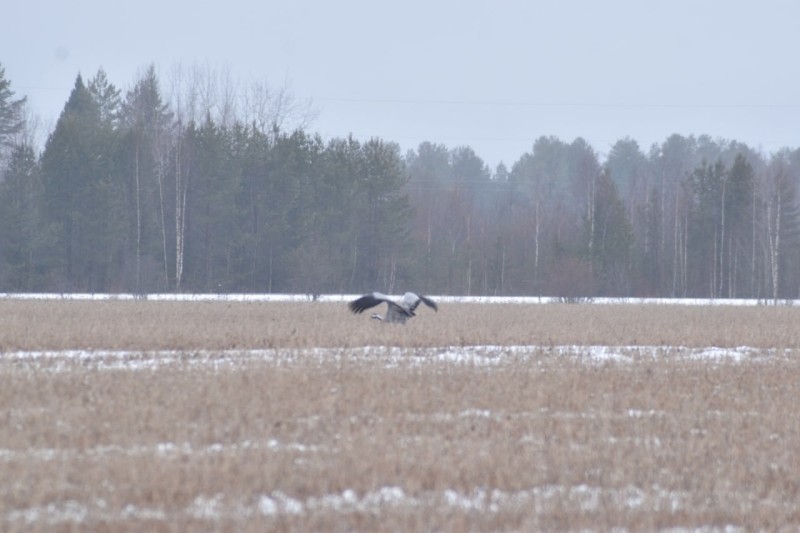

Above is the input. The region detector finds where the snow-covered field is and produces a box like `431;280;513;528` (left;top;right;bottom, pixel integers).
0;291;795;306
3;483;698;527
1;343;782;373
2;296;798;530
4;343;797;529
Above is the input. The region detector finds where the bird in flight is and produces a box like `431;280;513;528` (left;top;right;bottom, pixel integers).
348;292;438;324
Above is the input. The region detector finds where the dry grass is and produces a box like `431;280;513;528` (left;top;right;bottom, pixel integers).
2;300;800;530
2;299;800;350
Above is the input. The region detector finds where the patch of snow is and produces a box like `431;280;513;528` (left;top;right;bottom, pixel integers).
0;438;327;466
1;484;759;526
627;409;666;418
0;344;788;376
0;291;796;306
7;500;88;526
119;504;167;521
258;495;278;515
187;494;224;520
270;492;304;515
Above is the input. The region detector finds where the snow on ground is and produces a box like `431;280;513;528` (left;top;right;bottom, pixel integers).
0;295;788;529
0;400;775;527
4;484;693;527
0;344;783;373
1;344;785;529
0;292;795;306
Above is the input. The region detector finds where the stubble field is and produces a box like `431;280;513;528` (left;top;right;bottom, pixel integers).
2;299;800;531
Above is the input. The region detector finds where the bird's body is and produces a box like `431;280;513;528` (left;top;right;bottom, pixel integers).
348;292;437;324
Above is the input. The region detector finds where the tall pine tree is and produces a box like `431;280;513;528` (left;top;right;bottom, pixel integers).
40;75;114;290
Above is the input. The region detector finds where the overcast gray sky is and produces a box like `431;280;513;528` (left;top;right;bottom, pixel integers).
5;0;800;168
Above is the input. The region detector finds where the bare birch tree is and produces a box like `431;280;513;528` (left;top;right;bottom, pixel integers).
122;65;173;292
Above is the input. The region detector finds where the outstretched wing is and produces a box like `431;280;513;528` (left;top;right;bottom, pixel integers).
349;293;388;314
403;292;438;313
418;294;438;312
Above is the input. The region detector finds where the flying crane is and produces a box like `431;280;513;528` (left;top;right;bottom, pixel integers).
348;292;438;324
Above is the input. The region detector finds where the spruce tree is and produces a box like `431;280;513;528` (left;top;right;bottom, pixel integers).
0;63;26;153
40;75;112;290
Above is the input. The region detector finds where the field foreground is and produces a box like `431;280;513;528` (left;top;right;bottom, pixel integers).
2;300;800;531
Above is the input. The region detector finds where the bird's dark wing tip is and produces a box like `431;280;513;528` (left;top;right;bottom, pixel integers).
420;295;438;311
349;294;380;314
348;298;365;314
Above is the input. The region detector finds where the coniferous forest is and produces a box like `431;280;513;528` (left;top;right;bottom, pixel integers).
2;64;800;299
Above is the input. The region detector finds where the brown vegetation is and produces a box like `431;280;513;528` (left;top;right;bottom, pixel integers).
2;300;800;530
3;299;800;351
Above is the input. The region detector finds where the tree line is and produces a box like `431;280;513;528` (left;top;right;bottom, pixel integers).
2;64;800;299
